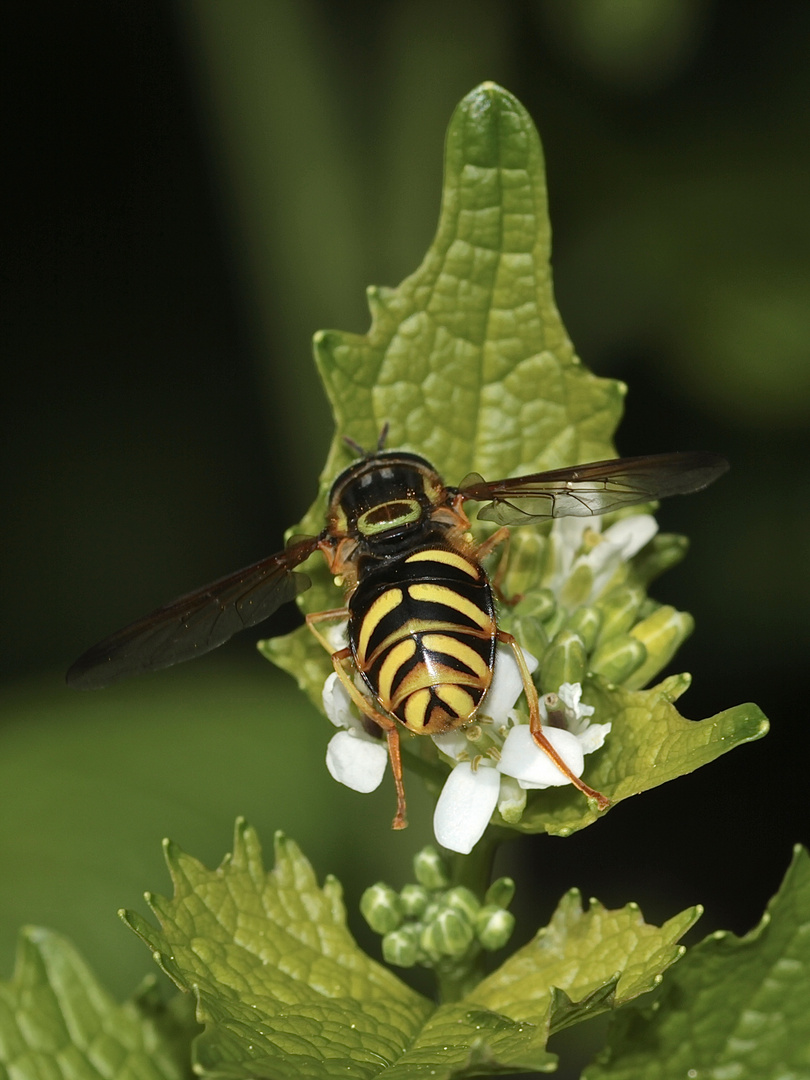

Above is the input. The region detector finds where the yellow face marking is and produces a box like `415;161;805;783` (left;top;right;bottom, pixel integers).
403;687;431;731
357;499;422;537
357;587;403;665
408;584;491;630
405;549;479;577
435;684;476;720
376;638;417;708
421;634;491;680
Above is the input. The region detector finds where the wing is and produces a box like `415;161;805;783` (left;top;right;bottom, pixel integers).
457;452;729;526
66;534;323;689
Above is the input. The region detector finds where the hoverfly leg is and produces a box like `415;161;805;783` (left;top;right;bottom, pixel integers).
305;607;352;652
474;527;522;605
329;646;409;831
497;630;610;812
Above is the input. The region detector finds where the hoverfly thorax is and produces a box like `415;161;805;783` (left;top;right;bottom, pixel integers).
326;451;452;558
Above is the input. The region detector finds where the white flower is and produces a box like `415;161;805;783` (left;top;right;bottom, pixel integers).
323;673;388;793
322;648;611;856
497;681;611;791
432;761;501;856
548;514;658;604
430;674;505;856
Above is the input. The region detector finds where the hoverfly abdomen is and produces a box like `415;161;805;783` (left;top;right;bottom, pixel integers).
349;545;497;735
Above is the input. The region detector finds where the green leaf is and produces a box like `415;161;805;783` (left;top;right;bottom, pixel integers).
263;80;624;706
584;846;810;1080
124;823;702;1078
469;889;700;1033
506;676;769;836
0;927;194;1080
378;889;700;1078
122;819;432;1079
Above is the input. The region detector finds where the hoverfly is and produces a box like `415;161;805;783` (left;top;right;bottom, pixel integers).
67;444;728;828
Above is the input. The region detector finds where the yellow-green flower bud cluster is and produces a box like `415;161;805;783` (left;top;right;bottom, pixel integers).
360;846;515;970
503;523;693;695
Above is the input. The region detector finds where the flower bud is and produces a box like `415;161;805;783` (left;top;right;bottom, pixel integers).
501;532;549;596
595;585;645;643
514;587;556;622
590;634;647;684
422;906;475;959
540;630;587;694
624;606;694;690
511;616;549;663
497;775;526;823
632;533;689;587
360;883;403;934
475;905;516;950
399;883;429;918
443;886;480;921
413;846;450;890
484;876;515;909
382;925;420;968
559;563;594;609
565;605;603;652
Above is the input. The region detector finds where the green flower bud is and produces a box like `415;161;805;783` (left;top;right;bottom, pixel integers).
514;587;556;622
565;605;603;652
382;925;420;968
590;634;647;684
595;585;645;642
541;605;567;644
540;630;587;694
484;876;515;909
500;531;549;596
422;900;441;923
624;606;694;690
413;846;450;890
632;533;689;587
558;562;594;609
422;906;475;959
360;883;403;934
475;905;516;950
497;775;526;823
510;615;549;663
399;883;429;918
443;886;480;921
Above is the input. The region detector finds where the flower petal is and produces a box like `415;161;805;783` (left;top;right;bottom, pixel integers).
431;728;470;762
481;644;538;720
576;721;612;755
433;763;500;854
498;725;585;788
602;514;658;559
325;730;388;792
497;775;527;823
323;672;363;732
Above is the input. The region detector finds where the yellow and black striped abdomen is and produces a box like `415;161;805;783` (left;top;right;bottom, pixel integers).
348;545;496;735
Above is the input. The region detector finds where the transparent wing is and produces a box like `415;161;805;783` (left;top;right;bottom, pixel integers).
457;452;729;526
66;535;323;689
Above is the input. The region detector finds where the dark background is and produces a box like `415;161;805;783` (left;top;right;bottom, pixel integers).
3;1;809;1070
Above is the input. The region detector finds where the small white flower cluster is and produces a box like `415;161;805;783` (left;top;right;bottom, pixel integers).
547;513;658;605
321;514;654;854
323;648;610;855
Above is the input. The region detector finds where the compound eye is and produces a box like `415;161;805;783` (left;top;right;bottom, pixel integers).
357;499;422;537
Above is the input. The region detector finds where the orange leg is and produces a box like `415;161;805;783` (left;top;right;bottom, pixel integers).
305;606;351;652
474;527;525;605
306;607;409;831
329;647;409;830
498;630;610;811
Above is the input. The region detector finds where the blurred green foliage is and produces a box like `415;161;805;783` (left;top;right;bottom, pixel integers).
3;1;808;1039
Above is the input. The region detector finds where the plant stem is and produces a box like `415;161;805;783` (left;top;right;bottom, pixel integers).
435;828;505;1003
448;827;502;895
